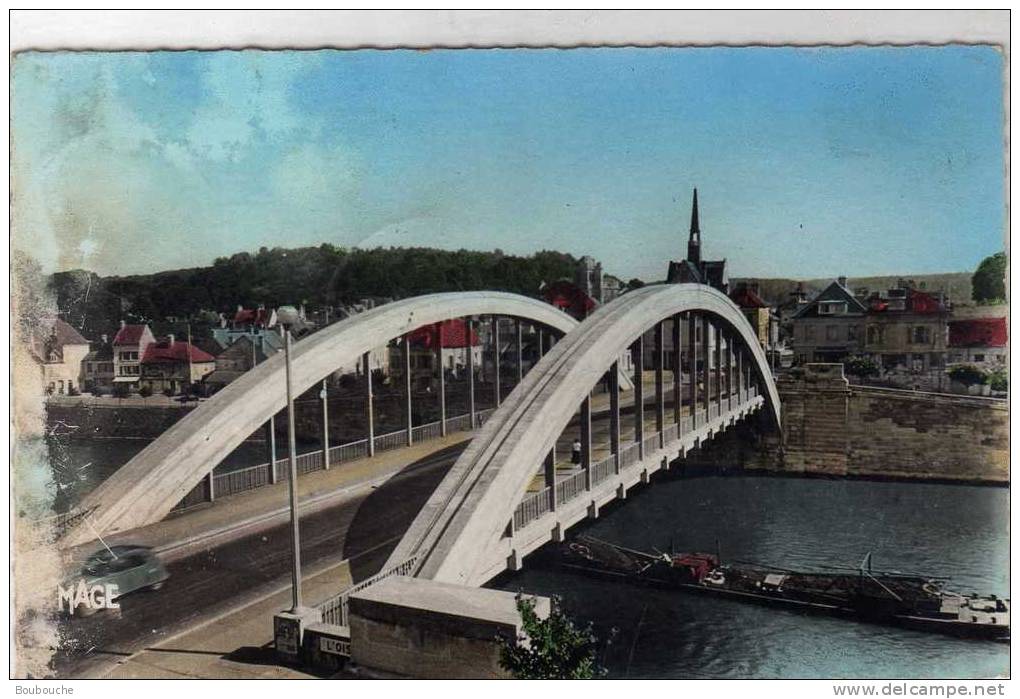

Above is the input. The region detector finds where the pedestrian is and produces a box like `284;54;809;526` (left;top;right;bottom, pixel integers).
571;438;582;464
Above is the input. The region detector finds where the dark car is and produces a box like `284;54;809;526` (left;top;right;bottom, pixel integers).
69;545;169;616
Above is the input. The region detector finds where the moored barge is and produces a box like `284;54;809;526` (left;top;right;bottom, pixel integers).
555;536;1009;642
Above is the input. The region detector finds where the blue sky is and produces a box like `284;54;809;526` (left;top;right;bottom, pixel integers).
11;46;1005;281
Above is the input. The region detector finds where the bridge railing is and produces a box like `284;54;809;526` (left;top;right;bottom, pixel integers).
513;486;552;530
592;454;615;486
169;406;501;514
317;555;420;628
511;390;764;532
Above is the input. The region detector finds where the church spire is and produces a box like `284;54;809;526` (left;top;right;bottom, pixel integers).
687;188;701;264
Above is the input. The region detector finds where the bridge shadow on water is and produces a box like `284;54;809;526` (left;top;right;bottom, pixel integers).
340;441;468;583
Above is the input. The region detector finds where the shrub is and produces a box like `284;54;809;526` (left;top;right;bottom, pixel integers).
163;386;175;398
843;355;880;378
499;593;607;679
138;384;153;398
948;364;987;387
112;383;130;399
989;370;1008;392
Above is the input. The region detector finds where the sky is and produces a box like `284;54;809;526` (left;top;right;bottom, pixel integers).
11;46;1006;282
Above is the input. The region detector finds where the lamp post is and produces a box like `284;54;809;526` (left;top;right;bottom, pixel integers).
277;305;305;612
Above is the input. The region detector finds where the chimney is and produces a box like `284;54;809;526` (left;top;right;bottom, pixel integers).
837;276;847;288
237;304;244;312
101;333;108;344
120;319;126;328
168;334;175;345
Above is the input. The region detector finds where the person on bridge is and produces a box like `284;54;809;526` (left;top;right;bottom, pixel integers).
571;438;582;465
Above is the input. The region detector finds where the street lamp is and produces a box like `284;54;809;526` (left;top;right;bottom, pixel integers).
276;305;306;613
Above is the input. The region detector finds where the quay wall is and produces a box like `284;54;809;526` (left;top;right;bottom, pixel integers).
688;364;1008;485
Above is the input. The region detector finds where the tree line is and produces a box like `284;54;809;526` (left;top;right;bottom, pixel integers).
47;245;587;339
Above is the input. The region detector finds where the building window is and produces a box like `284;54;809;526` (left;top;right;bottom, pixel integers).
867;326;885;345
974;354;985;362
911;326;931;344
818;301;847;315
804;325;815;341
826;325;840;341
847;325;858;341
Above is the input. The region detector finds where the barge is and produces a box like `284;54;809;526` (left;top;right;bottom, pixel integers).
555;536;1009;642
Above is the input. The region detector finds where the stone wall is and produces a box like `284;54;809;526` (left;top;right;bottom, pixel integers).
745;364;1008;484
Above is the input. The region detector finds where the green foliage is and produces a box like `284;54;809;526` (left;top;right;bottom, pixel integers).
112;383;130;399
843;355;880;378
626;278;646;291
971;252;1007;303
989;370;1008;392
138;384;153;398
48;246;587;338
499;594;605;679
948;364;988;387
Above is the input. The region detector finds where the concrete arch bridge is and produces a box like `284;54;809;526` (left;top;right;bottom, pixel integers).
382;283;782;588
59;291;629;547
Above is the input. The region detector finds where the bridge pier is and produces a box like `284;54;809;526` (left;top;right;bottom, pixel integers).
468;318;476;428
609;361;621;474
688;312;698;430
701;314;711;419
515;318;523;385
436;327;447;437
321;379;330;468
714;323;722;419
654;321;665;448
544;449;557;511
492;316;501;407
672;313;682;426
632;337;644;458
363;352;375;458
402;337;413;446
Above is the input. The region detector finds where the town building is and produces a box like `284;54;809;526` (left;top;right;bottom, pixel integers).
211;305;284;356
112;322;156;389
948;318;1007;367
575;256;623;305
729;282;777;350
82;334;115;393
789;278;953;374
139;334;216;394
394;319;483;391
860;283;950;372
666;189;728;293
789;278;868;365
29;319;91;396
204;336;265;394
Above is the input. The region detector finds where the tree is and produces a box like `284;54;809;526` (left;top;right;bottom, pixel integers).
948;364;987;387
989;370;1008;393
499;594;606;679
844;355;880;379
626;278;645;291
138;384;153;399
972;252;1007;303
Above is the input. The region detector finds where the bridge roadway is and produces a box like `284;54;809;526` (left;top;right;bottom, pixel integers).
51;375;685;678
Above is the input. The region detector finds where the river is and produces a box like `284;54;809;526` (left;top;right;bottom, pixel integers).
493;473;1008;679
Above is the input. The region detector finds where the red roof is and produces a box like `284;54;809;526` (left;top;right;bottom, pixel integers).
730;285;768;309
233;307;272;326
113;324;148;346
907;289;943;314
406;319;480;349
142;340;216;364
948;318;1007;349
543;280;596;320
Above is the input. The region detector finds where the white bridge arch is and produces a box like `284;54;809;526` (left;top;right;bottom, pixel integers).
386;283;781;587
61;291;587;546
